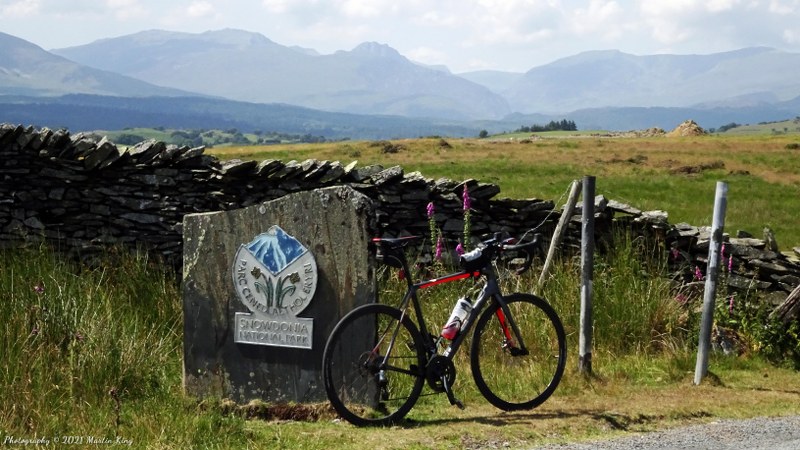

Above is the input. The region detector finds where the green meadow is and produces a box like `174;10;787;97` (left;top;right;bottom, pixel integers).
212;133;800;248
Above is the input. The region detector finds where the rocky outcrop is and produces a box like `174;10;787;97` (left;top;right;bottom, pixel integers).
667;119;706;137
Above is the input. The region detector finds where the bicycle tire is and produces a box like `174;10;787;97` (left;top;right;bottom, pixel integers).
322;303;426;426
470;293;566;411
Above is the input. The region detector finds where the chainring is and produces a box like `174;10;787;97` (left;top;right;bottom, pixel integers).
425;355;457;392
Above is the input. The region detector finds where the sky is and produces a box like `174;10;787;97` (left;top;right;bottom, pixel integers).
2;0;800;73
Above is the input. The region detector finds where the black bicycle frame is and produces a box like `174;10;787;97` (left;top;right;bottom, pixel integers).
384;263;529;369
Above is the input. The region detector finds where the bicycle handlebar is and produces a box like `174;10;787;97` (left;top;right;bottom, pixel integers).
500;233;542;275
459;232;543;275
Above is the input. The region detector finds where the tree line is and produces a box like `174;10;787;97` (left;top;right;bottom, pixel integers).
515;119;578;133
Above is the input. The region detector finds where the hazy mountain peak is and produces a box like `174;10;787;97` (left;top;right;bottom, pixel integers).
198;28;276;47
350;42;403;59
505;46;800;114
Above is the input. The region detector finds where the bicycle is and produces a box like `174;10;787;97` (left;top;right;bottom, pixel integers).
322;232;567;426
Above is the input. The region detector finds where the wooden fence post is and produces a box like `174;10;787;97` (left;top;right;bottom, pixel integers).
694;181;728;385
537;179;582;291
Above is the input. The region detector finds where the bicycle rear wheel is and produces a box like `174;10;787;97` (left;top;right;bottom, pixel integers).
322;303;426;426
470;293;566;411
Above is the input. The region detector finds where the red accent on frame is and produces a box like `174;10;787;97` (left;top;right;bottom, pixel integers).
495;308;514;344
418;271;479;289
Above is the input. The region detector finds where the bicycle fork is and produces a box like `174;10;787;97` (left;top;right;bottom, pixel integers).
495;305;530;357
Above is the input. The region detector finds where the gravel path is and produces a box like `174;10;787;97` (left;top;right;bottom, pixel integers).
532;415;800;450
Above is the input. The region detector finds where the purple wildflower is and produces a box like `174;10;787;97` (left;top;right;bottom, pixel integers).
670;247;680;261
426;202;435;219
435;236;443;260
720;243;726;259
462;185;471;211
728;295;735;314
694;266;704;281
728;254;733;272
455;242;465;256
33;282;44;294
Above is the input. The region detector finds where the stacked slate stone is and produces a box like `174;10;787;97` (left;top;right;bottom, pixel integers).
599;198;800;314
0;124;556;269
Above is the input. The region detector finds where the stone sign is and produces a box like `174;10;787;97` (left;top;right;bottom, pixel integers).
182;186;375;403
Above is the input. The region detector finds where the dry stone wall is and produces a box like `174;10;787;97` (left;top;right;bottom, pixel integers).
2;123;799;315
0;124;556;269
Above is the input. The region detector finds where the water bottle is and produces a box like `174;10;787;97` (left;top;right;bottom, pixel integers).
441;297;472;340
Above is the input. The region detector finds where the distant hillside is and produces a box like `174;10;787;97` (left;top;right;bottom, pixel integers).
502;47;800;114
0;32;192;98
51;29;511;121
0;94;485;140
457;70;524;95
499;99;800;134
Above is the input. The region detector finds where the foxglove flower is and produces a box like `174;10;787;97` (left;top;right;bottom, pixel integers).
426;202;435;219
694;266;704;281
435;236;443;261
462;184;471;211
455;242;464;256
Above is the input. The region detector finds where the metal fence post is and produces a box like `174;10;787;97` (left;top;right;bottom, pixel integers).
694;181;728;385
579;176;595;375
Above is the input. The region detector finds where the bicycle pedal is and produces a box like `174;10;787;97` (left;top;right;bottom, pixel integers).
444;387;464;409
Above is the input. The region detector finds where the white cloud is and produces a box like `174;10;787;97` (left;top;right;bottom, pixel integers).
187;1;215;18
339;0;384;18
0;0;40;17
784;29;800;44
570;0;624;37
261;0;291;13
105;0;147;20
416;10;458;27
406;46;447;65
769;0;798;14
706;0;739;12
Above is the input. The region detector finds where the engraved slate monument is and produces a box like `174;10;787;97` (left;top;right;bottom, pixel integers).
182;186;375;403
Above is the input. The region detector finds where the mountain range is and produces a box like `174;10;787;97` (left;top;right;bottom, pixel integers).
1;28;798;138
50;29;511;121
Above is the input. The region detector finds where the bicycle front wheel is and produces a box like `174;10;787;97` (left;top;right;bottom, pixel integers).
470;293;566;411
322;303;426;426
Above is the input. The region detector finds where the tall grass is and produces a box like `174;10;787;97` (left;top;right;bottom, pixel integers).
373;230;693;409
0;245;249;448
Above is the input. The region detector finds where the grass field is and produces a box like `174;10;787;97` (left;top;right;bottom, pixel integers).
2;240;798;449
209;133;800;248
3;132;800;449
